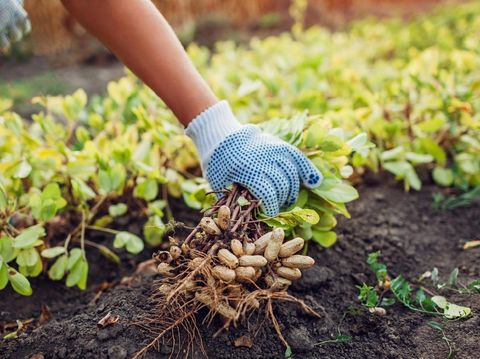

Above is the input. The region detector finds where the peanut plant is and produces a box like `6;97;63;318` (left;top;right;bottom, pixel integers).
2;1;480;295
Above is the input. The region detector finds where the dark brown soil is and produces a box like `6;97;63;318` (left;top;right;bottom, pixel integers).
1;178;479;359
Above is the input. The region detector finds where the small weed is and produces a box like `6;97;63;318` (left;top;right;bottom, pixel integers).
428;321;456;359
357;252;473;319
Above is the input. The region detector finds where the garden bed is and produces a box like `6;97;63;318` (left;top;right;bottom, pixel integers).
2;176;479;359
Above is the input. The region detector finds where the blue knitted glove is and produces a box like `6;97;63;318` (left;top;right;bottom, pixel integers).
0;0;30;51
185;101;323;216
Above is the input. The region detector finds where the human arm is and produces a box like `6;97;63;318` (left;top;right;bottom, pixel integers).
61;0;216;126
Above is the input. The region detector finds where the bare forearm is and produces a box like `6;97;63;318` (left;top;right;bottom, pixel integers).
61;0;217;126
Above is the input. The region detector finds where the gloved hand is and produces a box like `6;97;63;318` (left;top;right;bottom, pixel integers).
0;0;30;51
185;101;323;216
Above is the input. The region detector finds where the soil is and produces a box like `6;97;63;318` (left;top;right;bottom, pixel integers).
1;176;479;359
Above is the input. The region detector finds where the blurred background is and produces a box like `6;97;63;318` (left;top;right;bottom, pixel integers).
0;0;467;115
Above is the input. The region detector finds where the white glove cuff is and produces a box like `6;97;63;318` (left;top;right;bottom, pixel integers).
185;100;242;170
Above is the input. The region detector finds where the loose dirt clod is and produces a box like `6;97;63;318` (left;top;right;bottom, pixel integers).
135;185;318;358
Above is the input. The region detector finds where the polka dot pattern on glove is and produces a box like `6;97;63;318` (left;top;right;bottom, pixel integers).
206;125;323;216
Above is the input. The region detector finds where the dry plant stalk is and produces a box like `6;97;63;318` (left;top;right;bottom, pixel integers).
134;185;318;358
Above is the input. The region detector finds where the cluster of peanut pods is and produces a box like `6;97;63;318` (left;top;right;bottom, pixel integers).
156;205;315;291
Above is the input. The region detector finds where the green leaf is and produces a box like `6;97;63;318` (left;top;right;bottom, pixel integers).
380;297;396;307
114;231;144;254
42;182;61;199
466;279;480;292
431;295;447;309
13;160;32;179
98;164;126;194
405;167;422;191
448;268;459;286
143;215;167;246
71;178;96;201
416;118;445;133
405;152;434;164
294;190;309;208
16;248;40;267
67;248;83;270
8;268;32;296
77;260;89;290
357;283;378;308
367;251;387;280
311;230;337;247
41;246;66;258
432;167;453;187
19;257;43;277
0;236;15;262
0;183;7;210
108;203;128;217
444;303;471;319
284;346;293;358
314;213;337;231
427;321;443;331
66;259;87;288
318;135;344;152
134;178;158;201
381;146;404;161
391;276;412;304
237;196;250;207
0;262;8;290
312;178;358;203
290;207;320;225
48;254;68;280
13;225;45;249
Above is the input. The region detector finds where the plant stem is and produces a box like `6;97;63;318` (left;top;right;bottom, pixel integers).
80;210;86;258
162;184;174;222
64;233;72;251
86;225;120;235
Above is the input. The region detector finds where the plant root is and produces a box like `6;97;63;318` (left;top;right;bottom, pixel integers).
134;185;318;358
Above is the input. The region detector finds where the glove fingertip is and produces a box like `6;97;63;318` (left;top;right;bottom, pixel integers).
302;170;323;189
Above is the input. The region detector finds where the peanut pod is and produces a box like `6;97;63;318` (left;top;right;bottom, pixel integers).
195;291;238;320
188;257;204;270
254;231;273;254
230;239;244;257
265;274;291;291
264;228;285;262
157;284;172;295
278;237;304;258
243;240;255;255
153;250;173;264
200;217;221;235
217;205;231;230
169;245;182;260
239;255;267;267
213;265;236;282
218;249;239;269
235;266;256;282
157;262;175;277
281;255;315;269
369;307;387;316
276;266;302;280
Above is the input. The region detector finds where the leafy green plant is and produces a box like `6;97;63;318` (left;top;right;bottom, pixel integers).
2;1;480;295
357;252;473;319
257;114;372;248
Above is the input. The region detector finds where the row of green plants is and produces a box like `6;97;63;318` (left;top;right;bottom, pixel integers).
0;85;367;295
1;1;480;295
